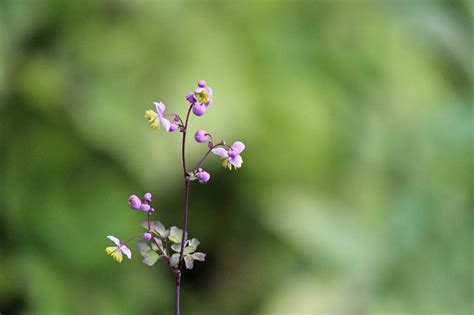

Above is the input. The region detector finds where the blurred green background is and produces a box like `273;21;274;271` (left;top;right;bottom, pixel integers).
0;0;472;314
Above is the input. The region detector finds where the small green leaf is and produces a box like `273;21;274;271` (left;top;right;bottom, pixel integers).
171;243;181;252
188;238;200;249
152;221;168;237
183;246;195;255
140;221;149;230
169;253;180;267
137;241;151;256
168;226;187;243
192;252;206;261
143;251;159;266
184;255;194;269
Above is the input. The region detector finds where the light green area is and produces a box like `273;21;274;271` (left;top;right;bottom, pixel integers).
0;0;472;314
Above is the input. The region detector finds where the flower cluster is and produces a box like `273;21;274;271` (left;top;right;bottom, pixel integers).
186;80;213;116
128;192;155;212
105;80;245;313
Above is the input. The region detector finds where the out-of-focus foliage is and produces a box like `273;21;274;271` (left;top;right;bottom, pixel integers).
0;0;472;314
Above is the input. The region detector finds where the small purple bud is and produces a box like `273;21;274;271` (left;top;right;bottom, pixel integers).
198;80;206;87
197;170;211;183
144;232;152;240
194;130;209;143
186;92;196;104
144;192;152;202
128;195;142;210
192;103;206;116
150;207;155;213
140;204;151;211
169;122;179;132
208;141;215;149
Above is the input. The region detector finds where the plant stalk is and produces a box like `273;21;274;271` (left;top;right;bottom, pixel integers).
175;105;193;315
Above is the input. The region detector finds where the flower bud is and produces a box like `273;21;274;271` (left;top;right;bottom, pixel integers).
144;192;152;202
194;130;209;143
192;103;206;116
144;232;152;240
128;195;142;210
140;204;151;211
197;169;211;183
169;122;179;132
186;92;195;104
198;80;206;88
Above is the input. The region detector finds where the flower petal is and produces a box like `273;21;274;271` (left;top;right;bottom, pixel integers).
159;116;171;131
107;235;121;246
120;244;132;259
229;155;243;168
212;148;228;157
231;141;245;154
154;101;166;115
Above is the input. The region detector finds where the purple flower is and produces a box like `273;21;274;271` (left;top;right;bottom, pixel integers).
212;141;245;170
197;168;211;183
194;130;209;143
143;232;152;240
105;236;132;263
192;103;206;116
128;195;142;210
144;101;172;131
169;122;179;132
186;80;213;116
143;192;152;202
140;204;151;212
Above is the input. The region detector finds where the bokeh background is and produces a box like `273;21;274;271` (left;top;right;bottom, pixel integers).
0;0;472;314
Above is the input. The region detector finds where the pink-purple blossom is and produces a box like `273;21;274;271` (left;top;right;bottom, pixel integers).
212;141;245;169
144;102;173;131
105;236;132;263
186;80;213;117
128;194;142;210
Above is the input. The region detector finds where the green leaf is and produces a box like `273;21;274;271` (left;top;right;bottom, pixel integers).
152;221;169;238
137;241;151;256
142;251;159;266
169;253;180;267
184;255;194;269
168;226;187;243
171;243;181;252
187;238;200;249
192;252;206;261
183;246;195;255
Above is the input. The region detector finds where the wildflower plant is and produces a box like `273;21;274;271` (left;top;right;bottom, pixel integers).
105;80;245;314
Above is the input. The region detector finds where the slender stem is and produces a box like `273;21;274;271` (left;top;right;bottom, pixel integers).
175;104;193;315
121;233;144;245
175;271;181;315
192;143;224;171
